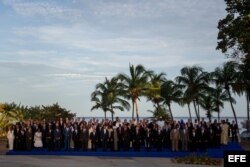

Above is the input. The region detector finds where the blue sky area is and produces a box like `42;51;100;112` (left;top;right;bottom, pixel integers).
0;0;247;118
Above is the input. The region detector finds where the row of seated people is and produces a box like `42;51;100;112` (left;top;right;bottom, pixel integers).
6;117;238;152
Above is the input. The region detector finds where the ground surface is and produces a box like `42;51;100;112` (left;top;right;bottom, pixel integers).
0;155;223;167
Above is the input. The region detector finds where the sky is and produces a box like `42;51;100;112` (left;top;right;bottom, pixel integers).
0;0;247;119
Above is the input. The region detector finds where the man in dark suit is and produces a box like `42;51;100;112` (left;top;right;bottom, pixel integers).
231;120;238;142
46;126;54;151
122;124;130;151
145;127;153;151
54;126;61;151
133;126;141;152
90;127;98;151
80;126;89;151
189;128;198;152
199;126;208;152
101;125;109;151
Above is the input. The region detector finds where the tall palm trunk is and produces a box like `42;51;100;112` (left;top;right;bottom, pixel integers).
104;111;107;120
168;104;173;121
193;100;199;121
227;88;238;127
197;101;200;120
187;103;192;121
217;109;221;122
111;105;114;122
132;99;135;119
135;98;139;122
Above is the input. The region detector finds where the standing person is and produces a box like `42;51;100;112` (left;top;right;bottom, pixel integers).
63;124;71;151
26;127;33;151
122;124;130;151
90;127;98;151
133;126;141;152
113;126;119;151
14;125;22;151
34;128;43;150
20;128;26;151
117;125;123;151
199;126;208;152
170;126;180;152
155;126;164;152
54;126;61;151
145;127;153;152
46;126;54;151
7;126;15;151
101;125;109;151
231;120;238;142
180;124;189;151
221;120;229;145
72;125;80;151
189;128;198;152
80;125;89;151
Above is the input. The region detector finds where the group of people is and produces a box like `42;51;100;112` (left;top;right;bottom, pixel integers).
6;117;238;152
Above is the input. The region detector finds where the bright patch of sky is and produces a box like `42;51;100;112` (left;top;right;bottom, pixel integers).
0;0;247;119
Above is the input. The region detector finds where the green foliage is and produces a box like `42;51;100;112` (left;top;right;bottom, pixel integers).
217;0;250;60
148;106;170;122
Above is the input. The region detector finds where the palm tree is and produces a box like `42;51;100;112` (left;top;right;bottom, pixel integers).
91;77;130;121
175;65;209;121
234;61;250;122
161;80;182;121
145;72;166;112
212;61;239;126
199;93;217;122
117;64;150;121
104;77;130;121
212;86;232;122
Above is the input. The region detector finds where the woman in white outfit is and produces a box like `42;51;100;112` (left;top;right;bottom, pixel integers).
7;126;15;150
34;128;43;149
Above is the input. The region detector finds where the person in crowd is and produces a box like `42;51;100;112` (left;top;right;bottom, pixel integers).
46;126;54;151
34;128;43;150
170;125;180;152
26;127;33;151
7;126;15;151
122;124;130;151
101;125;109;151
72;124;80;151
189;128;198;152
80;125;89;151
154;126;164;152
113;126;119;151
90;127;98;151
14;125;22;151
230;120;238;142
180;124;189;151
145;127;153;152
63;124;71;151
199;126;208;152
133;126;141;152
20;128;26;151
221;120;229;145
54;125;61;151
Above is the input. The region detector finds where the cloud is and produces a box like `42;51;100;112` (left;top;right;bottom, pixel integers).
2;0;83;22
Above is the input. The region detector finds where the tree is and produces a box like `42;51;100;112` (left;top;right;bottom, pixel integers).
212;86;233;121
176;66;210;121
103;77;130;121
148;106;170;122
199;93;217;122
161;80;182;121
91;77;130;121
91;81;109;119
212;61;239;126
217;0;250;60
145;72;166;113
117;64;150;121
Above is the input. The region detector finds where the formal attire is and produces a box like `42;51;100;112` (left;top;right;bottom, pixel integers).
7;130;15;150
34;131;43;148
